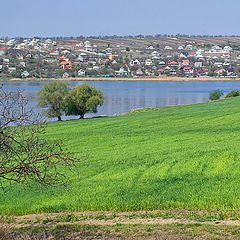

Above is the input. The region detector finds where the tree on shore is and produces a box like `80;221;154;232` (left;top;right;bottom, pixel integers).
0;87;79;186
209;89;223;101
66;83;104;119
38;81;69;121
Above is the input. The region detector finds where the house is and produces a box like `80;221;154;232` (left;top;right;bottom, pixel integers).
168;61;178;66
78;69;85;76
61;50;71;56
59;56;69;62
84;41;92;51
159;61;166;65
21;71;30;78
136;69;144;76
145;59;153;66
164;46;173;50
150;51;159;57
16;54;24;60
93;66;100;70
226;68;234;75
183;67;193;75
60;60;72;69
169;68;177;75
198;69;208;76
194;62;203;68
3;58;9;64
214;62;223;67
20;61;26;67
8;67;16;73
158;68;165;75
181;59;190;66
223;46;232;53
62;72;70;78
78;53;88;62
145;69;154;76
115;67;128;76
50;50;59;56
76;41;84;47
130;59;140;66
185;44;193;50
214;67;225;76
146;45;155;50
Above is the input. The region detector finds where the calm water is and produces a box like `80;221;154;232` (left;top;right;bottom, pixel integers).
1;80;240;120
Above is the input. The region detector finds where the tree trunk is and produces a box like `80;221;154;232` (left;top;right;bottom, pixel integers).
79;114;84;119
57;116;62;121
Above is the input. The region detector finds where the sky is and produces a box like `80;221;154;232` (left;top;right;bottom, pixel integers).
1;0;240;37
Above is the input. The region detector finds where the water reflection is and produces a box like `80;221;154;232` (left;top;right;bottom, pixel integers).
1;80;240;120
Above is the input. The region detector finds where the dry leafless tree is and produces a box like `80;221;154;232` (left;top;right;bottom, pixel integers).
0;86;80;187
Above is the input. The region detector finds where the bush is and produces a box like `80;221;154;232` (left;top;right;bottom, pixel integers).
209;89;223;101
225;89;239;98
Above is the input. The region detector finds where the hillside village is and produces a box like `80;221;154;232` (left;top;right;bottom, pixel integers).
1;36;240;79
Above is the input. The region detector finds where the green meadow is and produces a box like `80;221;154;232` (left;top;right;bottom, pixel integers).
1;97;240;215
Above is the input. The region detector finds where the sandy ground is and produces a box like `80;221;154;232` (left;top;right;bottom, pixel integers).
5;76;240;82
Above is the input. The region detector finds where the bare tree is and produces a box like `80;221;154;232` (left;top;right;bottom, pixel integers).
0;86;79;186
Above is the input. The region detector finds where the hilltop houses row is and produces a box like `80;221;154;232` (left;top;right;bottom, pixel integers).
0;38;240;79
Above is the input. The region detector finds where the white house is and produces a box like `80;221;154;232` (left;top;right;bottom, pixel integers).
8;67;16;73
3;59;9;64
146;45;155;50
145;59;153;66
185;44;193;50
78;69;85;76
115;67;128;76
194;62;203;68
130;59;140;66
150;51;160;57
21;71;29;78
164;46;173;50
62;72;70;78
78;53;88;61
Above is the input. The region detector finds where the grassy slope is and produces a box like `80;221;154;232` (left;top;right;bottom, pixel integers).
1;97;240;215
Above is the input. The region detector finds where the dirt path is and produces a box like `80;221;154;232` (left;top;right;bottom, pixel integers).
1;210;240;229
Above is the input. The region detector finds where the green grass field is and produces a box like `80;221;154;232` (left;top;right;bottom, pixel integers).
1;97;240;215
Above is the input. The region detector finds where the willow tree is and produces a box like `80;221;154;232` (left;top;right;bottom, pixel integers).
66;83;104;119
38;81;69;121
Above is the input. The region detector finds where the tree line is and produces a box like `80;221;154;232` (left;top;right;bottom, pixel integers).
38;82;104;121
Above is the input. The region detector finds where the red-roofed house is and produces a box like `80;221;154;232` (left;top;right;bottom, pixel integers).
198;69;208;76
60;60;72;69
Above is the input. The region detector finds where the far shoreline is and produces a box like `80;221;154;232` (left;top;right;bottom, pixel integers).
1;76;240;82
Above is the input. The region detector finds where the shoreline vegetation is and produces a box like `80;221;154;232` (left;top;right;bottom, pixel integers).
2;76;240;82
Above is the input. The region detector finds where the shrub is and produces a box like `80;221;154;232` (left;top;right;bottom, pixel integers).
225;89;239;99
209;89;223;101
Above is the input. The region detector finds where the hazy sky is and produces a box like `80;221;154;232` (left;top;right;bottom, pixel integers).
1;0;240;37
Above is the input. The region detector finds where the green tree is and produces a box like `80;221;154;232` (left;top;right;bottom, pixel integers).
66;83;104;119
225;89;239;98
38;81;69;121
209;89;223;101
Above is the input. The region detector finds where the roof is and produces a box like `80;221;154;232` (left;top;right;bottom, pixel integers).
169;61;178;65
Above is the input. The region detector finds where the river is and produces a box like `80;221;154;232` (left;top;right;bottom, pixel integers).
1;80;240;120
